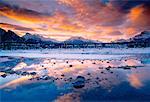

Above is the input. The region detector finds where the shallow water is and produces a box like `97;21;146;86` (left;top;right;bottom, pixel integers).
0;49;150;102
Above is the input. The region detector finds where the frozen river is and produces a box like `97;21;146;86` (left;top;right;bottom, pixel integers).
0;48;150;59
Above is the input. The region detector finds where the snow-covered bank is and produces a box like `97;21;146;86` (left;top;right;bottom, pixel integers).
0;48;150;60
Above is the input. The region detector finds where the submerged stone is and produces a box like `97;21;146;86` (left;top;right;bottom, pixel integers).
73;76;85;89
21;72;29;76
30;72;37;75
41;75;52;80
123;66;131;70
61;74;65;77
92;62;96;64
1;74;7;78
69;65;73;67
87;73;91;75
106;67;110;70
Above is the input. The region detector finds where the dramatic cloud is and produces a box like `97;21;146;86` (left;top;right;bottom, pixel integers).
0;2;50;23
0;23;34;31
121;4;150;37
107;31;123;36
0;0;150;42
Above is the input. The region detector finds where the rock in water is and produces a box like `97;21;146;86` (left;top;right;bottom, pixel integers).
30;72;37;75
1;74;7;78
69;65;73;67
73;76;85;89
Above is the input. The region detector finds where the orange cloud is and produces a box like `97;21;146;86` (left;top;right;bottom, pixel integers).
129;5;144;21
0;3;49;24
0;23;34;31
121;5;150;38
0;1;150;42
127;5;150;28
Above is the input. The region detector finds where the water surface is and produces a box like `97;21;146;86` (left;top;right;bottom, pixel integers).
0;49;150;102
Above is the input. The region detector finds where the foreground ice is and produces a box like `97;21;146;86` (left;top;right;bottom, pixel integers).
0;48;150;59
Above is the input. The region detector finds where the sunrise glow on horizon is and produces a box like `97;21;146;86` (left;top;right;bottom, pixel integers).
0;0;150;42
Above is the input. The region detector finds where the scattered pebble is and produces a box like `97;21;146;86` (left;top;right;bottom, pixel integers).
69;65;73;67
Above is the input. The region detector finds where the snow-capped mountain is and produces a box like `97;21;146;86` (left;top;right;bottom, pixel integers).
113;39;128;43
63;36;101;44
23;33;59;43
1;27;150;48
22;33;41;41
129;31;150;42
0;28;24;43
0;28;5;36
114;31;150;43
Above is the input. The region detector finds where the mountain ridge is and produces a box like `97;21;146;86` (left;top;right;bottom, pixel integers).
64;36;101;44
22;33;59;44
0;28;102;44
114;31;150;43
0;28;150;46
0;28;24;43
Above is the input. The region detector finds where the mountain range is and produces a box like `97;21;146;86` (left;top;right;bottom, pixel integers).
22;33;59;44
0;28;150;45
114;31;150;43
129;31;150;43
0;28;101;44
63;36;101;44
0;28;24;43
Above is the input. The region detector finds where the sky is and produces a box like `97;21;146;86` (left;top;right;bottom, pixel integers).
0;0;150;42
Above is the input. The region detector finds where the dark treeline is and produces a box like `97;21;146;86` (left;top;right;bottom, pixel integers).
0;42;149;50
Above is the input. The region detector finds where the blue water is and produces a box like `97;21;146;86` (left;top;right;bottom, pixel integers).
0;54;150;102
